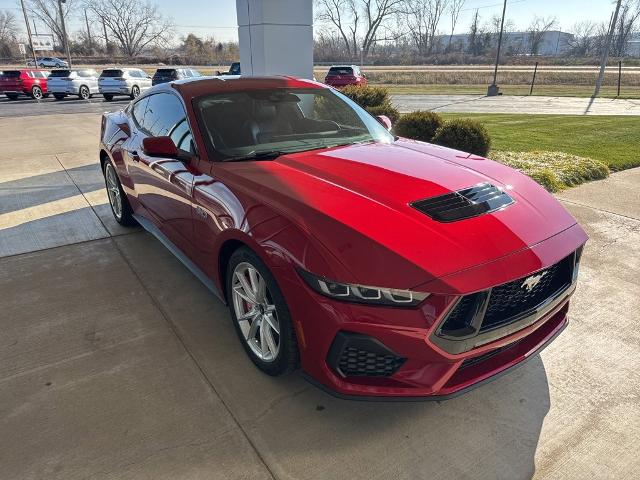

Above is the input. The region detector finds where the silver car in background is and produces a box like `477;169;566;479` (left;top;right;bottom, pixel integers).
98;68;152;101
27;57;69;68
48;69;99;100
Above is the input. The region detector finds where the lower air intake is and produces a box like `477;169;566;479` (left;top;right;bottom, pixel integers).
327;332;405;377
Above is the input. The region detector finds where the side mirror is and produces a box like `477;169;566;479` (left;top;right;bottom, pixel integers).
375;115;392;131
142;136;179;158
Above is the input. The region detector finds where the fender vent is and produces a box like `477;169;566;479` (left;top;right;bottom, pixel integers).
411;183;514;222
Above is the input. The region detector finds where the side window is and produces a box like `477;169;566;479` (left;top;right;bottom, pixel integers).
138;93;193;153
131;97;149;128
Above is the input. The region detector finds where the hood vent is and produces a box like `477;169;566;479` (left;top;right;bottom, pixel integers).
411;183;514;222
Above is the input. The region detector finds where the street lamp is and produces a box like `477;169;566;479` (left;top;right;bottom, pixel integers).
488;0;508;96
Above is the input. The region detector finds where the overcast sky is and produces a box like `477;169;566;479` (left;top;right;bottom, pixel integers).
1;0;615;43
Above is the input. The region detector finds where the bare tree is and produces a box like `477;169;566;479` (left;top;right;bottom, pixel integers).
467;9;490;56
27;0;76;48
568;21;596;56
87;0;173;57
613;0;640;56
446;0;464;51
526;16;557;55
401;0;450;55
316;0;403;59
0;10;19;57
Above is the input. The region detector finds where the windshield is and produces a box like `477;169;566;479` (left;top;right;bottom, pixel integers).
328;67;354;76
195;87;394;161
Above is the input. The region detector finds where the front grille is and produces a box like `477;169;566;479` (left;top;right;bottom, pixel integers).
481;258;571;331
411;183;514;222
338;346;405;377
327;331;405;378
440;253;574;336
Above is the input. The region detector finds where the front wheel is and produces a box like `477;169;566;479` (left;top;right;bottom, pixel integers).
103;93;113;101
226;247;299;376
130;85;140;99
103;160;136;226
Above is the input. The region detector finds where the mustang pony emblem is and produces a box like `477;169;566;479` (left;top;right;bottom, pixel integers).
521;272;547;292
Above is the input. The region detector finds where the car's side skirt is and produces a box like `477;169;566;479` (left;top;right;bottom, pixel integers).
133;213;226;304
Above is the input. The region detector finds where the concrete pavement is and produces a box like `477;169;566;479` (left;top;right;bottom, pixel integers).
392;94;640;115
1;113;639;479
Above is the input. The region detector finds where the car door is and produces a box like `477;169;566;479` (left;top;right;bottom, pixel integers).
125;92;197;252
137;69;152;91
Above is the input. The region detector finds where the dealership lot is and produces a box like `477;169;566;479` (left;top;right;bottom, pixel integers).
1;110;639;479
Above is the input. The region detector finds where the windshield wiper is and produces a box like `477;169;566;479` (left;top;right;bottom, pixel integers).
223;150;287;162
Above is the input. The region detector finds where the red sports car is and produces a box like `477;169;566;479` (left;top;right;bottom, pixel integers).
99;77;587;399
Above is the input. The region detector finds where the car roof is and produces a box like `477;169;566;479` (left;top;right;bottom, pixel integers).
167;76;326;99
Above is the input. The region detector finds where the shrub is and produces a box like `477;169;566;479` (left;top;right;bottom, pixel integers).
393;111;443;142
432;119;491;156
490;151;610;192
366;102;401;124
340;85;390;108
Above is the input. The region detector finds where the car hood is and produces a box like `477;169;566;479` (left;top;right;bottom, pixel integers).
220;140;579;290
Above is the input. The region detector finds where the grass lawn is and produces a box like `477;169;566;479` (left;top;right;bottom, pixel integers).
440;113;640;171
384;84;640;99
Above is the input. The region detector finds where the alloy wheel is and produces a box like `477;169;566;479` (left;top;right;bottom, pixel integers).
105;164;122;220
131;85;140;98
80;86;89;99
32;86;42;100
231;262;281;362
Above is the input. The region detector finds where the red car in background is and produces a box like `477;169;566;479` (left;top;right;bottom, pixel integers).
324;65;367;88
0;69;49;100
99;76;587;399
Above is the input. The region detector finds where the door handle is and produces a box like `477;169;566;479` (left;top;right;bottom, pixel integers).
131;151;140;162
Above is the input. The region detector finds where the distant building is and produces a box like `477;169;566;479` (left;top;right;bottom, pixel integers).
439;31;574;56
628;35;640;58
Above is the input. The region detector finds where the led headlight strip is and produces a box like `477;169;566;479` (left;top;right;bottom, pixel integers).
298;269;429;307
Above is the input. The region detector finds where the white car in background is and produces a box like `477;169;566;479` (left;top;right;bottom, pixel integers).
47;69;99;100
27;57;69;68
98;68;152;101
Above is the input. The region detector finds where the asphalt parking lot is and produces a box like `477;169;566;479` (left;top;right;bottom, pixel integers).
1;106;639;479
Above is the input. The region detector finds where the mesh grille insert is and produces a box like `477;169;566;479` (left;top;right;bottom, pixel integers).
338;346;405;377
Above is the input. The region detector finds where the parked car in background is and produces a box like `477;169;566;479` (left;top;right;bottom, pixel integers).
27;57;68;68
324;65;367;88
152;68;203;86
47;69;99;100
99;76;587;399
98;68;152;101
0;69;49;100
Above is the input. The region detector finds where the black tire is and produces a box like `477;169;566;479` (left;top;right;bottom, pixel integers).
103;158;136;226
43;93;49;98
103;93;114;102
55;63;62;68
78;85;90;100
6;93;18;100
130;85;140;99
53;93;66;100
31;85;43;100
226;247;299;376
38;63;45;68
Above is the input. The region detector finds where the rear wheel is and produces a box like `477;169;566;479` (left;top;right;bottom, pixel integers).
226;247;299;376
103;160;136;226
53;93;66;100
78;85;90;100
130;85;140;99
103;93;114;101
31;86;43;100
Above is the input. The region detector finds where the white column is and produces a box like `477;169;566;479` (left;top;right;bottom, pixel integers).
236;0;313;79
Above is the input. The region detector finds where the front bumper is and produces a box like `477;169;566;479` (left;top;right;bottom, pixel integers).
276;223;586;399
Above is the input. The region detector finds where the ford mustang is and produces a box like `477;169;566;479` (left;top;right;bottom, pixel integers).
99;76;587;399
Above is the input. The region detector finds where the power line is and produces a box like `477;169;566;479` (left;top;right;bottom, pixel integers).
461;0;526;12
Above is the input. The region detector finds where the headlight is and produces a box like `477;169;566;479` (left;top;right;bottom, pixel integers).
297;269;429;307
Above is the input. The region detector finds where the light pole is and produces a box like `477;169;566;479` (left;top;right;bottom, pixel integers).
19;0;38;66
57;0;72;67
488;0;508;96
594;0;623;97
